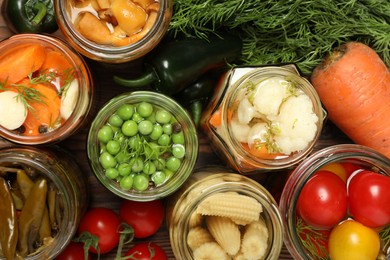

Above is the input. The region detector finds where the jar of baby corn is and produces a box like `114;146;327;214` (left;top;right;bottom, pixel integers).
166;166;283;259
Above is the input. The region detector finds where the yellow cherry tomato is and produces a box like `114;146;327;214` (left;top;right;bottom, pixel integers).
318;162;347;182
328;220;380;260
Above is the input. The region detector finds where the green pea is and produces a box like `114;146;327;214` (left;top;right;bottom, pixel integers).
130;157;144;173
133;174;149;191
132;112;143;123
137;102;154;118
166;156;181;172
146;112;156;124
105;168;119;179
155;109;172;124
122;120;138;136
117;104;134;120
98;125;114;144
153;158;166;170
158;134;171;146
144;142;160;160
108;114;124;127
164;168;174;181
149;124;163;140
128;135;142;151
172;131;185;144
106;140;121;155
162;123;172;135
118;163;131;176
151;171;166;185
143;161;156;175
115;151;128;163
100;152;117;169
138;120;153;135
119;175;133;190
172;144;186;159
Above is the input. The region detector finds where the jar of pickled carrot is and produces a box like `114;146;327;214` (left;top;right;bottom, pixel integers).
0;34;94;145
0;145;88;259
166;166;284;259
200;65;326;173
54;0;172;63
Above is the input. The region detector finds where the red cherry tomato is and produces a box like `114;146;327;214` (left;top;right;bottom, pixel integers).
56;242;91;260
77;207;121;254
119;200;164;239
125;242;167;260
348;170;390;228
297;170;348;229
340;161;362;178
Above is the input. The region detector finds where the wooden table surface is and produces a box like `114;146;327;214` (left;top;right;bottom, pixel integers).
0;2;352;259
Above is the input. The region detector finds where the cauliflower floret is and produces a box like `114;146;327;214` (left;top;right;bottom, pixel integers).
230;117;251;143
246;122;269;148
274;94;318;154
237;97;256;124
252;77;290;119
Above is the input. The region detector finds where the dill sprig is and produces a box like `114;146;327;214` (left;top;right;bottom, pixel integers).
169;0;390;75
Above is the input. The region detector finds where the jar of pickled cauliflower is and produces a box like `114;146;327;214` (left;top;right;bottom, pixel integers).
167;166;284;260
0;34;94;145
200;65;326;173
54;0;172;63
0;145;88;259
280;144;390;259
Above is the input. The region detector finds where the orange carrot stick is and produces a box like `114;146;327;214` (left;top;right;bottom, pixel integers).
0;43;46;84
311;42;390;158
41;50;72;75
22;83;61;136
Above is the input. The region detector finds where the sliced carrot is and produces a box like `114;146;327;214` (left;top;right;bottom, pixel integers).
241;142;282;160
0;43;46;84
311;42;390;158
209;107;233;128
41;50;72;75
22;83;61;136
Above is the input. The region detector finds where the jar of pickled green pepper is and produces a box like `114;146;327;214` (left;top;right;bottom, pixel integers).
87;91;199;201
0;145;88;259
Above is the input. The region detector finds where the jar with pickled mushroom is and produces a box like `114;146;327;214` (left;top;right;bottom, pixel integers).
54;0;172;62
166;167;284;260
0;145;88;259
200;65;326;173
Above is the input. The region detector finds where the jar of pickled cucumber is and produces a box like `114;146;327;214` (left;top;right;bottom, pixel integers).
200;65;326;173
87;91;198;201
0;145;88;259
166;166;284;259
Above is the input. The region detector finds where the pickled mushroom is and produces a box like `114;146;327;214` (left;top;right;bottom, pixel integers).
71;0;161;47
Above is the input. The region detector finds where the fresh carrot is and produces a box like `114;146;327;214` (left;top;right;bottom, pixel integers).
311;42;390;158
0;43;46;84
22;83;61;136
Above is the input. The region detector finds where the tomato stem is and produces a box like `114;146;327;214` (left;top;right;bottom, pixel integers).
115;223;135;260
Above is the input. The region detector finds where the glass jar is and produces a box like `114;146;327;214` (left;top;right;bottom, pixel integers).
279;144;390;259
87;91;198;201
0;34;94;145
0;145;88;259
200;65;326;173
54;0;172;63
167;166;284;259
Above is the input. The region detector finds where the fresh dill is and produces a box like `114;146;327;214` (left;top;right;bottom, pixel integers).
169;0;390;75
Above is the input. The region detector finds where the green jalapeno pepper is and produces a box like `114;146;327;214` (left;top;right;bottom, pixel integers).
0;177;18;260
18;178;48;257
113;33;242;95
2;0;58;33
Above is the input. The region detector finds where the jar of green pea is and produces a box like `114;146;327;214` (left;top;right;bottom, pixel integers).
87;91;199;201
